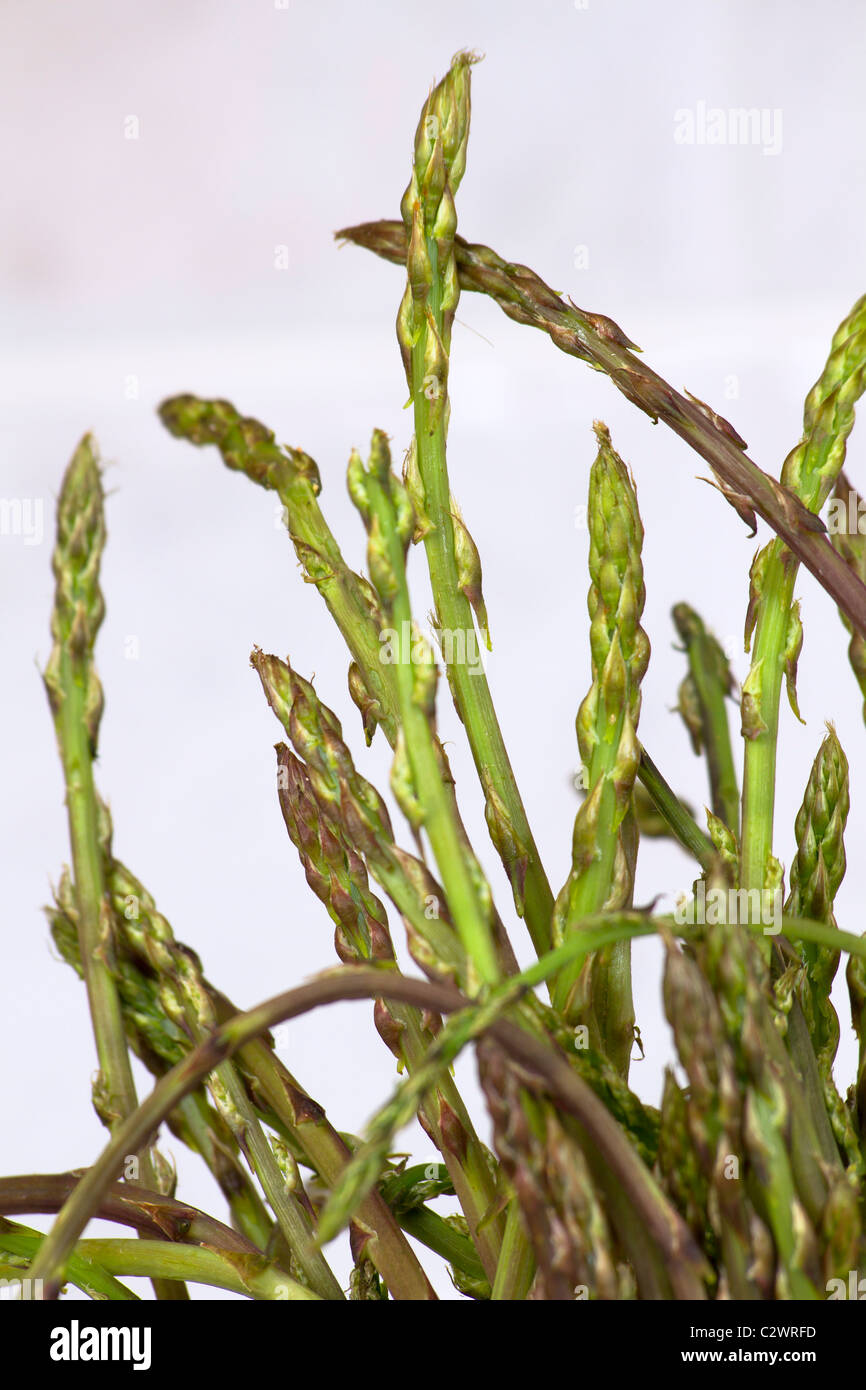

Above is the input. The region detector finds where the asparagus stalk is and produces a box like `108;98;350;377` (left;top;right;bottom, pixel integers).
478;1039;624;1301
661;933;763;1298
339;219;866;638
204;999;437;1299
42;439;185;1300
314;977;524;1249
275;737;505;1278
830;470;866;720
42;441;140;1135
783;727;859;1165
0;1173;274;1252
0;1224;313;1301
672;603;740;834
395;53;555;956
253;649;469;985
740;296;866;898
636;748;715;869
0;1219;138;1301
48;875;274;1250
552;424;650;1081
58;863;435;1297
348;429;499;986
105;859;344;1299
698;895;831;1291
159;393;404;745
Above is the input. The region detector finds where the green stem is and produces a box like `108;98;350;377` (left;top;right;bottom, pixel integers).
225;1033;437;1300
207;1059;344;1299
740;548;792;896
397;1208;488;1289
364;462;499;987
410;250;554;959
637;748;715;868
75;1240;317;1300
170;1092;273;1250
490;1203;536;1300
44;441;185;1300
673;603;740;832
0;1221;138;1301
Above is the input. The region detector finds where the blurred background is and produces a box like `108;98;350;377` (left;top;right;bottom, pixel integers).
2;0;864;1299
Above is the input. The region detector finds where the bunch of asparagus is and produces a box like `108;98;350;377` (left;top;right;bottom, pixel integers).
11;51;866;1301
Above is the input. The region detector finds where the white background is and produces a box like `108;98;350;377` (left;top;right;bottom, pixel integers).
2;0;864;1299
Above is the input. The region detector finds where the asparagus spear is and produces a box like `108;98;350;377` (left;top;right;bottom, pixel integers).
478;1039;623;1301
672;603;740;835
338;219;866;639
105;859;344;1300
552;424;650;1080
783;727;860;1167
347;429;499;987
274;737;505;1279
48;872;273;1250
661;932;763;1298
635;748;715;868
698;892;831;1295
159;393;401;746
395;52;555;957
740;296;866;899
253;649;469;985
42;439;186;1300
43;441;140;1134
830;470;866;720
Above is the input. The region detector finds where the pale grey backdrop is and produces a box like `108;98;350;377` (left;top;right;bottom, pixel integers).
2;0;864;1299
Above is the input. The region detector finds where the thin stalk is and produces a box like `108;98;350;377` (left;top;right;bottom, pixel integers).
49;884;277;1251
741;295;866;896
739;551;794;895
42;438;185;1300
169;1093;273;1250
672;603;740;832
637;748;715;869
341;219;866;638
397;1209;488;1289
106;858;342;1299
396;55;555;956
490;1203;536;1301
206;1024;436;1300
0;1174;266;1252
357;433;499;985
275;739;503;1276
0;1220;138;1301
74;1239;318;1300
0;1223;314;1301
551;425;649;1082
206;1059;343;1299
